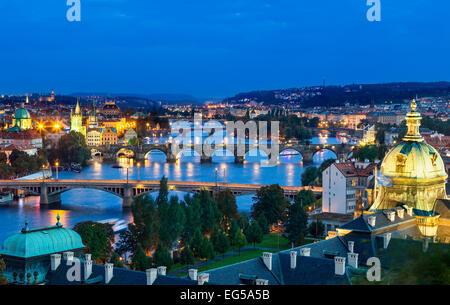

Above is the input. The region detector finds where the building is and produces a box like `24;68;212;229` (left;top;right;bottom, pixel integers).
370;100;448;238
0;216;85;284
366;112;404;126
322;160;375;214
100;101;121;117
70;100;86;137
87;101;98;129
101;127;118;145
122;128;137;144
10;103;32;130
0;130;43;150
361;125;376;145
86;129;101;147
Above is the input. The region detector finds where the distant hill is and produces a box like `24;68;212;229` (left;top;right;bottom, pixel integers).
224;81;450;107
70;93;199;104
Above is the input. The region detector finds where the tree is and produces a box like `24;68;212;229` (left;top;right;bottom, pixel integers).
256;213;269;234
73;221;114;263
198;238;215;260
251;184;289;225
130;194;158;252
193;190;221;235
301;166;319;186
354;145;378;162
294;190;316;209
180;245;195;265
131;244;151;271
55;131;91;166
245;221;264;248
285;202;308;246
211;229;230;258
164;195;185;247
182;194;202;245
153;244;174;269
232;227;247;254
308;220;325;237
115;227;136;261
0;152;7;164
110;251;124;268
216;189;238;228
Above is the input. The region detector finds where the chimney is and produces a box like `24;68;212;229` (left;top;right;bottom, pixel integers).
197;273;209;285
290;251;297;269
105;263;114;284
383;233;391;249
84;260;92;281
334;257;346;275
397;209;404;219
262;252;272;271
387;211;395;222
188;269;198;281
50;254;61;271
63;251;74;264
406;206;413;216
299;248;311;257
85;253;92;261
157;266;167;276
348;241;354;253
146;268;157;285
347;253;359;269
255;279;268;285
368;216;376;227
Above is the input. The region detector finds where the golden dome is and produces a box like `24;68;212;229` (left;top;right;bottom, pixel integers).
370;100;448;214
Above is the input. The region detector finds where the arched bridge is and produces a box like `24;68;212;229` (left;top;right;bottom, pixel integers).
98;143;355;164
0;179;321;208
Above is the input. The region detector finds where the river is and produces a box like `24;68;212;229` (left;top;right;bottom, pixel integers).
0;134;344;242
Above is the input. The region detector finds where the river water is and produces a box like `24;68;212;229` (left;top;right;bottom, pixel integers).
0;134;345;242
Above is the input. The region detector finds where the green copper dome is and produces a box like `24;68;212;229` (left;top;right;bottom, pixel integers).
14;107;31;119
0;223;85;259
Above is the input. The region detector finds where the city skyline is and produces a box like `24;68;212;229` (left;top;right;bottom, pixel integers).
1;1;450;98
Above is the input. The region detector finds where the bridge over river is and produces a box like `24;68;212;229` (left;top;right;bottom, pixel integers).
0;179;322;208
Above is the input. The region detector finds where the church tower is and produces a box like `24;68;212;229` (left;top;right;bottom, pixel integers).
88;100;98;129
71;99;85;136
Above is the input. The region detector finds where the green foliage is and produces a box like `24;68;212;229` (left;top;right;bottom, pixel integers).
0;152;7;163
211;229;230;258
0;163;14;179
153;244;174;269
245;221;264;247
278;115;313;141
132;244;151;271
420;116;450;136
353;145;378;162
294;190;316;209
73;221;114;263
256;213;269;234
251;184;290;225
110;251;124;268
193;190;221;235
231;227;247;254
180;245;195;265
53;131;91;166
9;149;44;174
285;202;308;246
130;194;158;252
301;166;319;186
216;189;238;227
308;220;325;237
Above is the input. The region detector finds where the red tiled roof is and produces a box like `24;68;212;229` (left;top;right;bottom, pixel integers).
0;130;41;139
334;161;375;178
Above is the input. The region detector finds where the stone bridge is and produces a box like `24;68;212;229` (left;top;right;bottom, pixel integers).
97;143;354;164
0;179;321;208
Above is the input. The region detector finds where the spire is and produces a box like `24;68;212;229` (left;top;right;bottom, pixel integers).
402;99;423;142
75;98;81;114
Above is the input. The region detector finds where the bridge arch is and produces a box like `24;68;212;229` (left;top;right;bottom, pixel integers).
117;148;135;158
176;148;201;163
144;149;167;162
279;148;303;163
312;148;337;163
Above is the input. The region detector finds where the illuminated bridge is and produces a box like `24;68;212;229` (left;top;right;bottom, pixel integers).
0;179;322;208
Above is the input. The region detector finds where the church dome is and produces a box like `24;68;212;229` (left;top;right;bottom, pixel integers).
14;107;31;120
380;141;447;181
370;100;448;215
0;220;85;259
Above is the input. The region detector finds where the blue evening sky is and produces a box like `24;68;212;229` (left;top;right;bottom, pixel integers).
0;0;449;99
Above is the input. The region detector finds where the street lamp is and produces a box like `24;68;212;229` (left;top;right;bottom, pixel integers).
215;168;218;188
55;162;59;180
137;162;141;181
